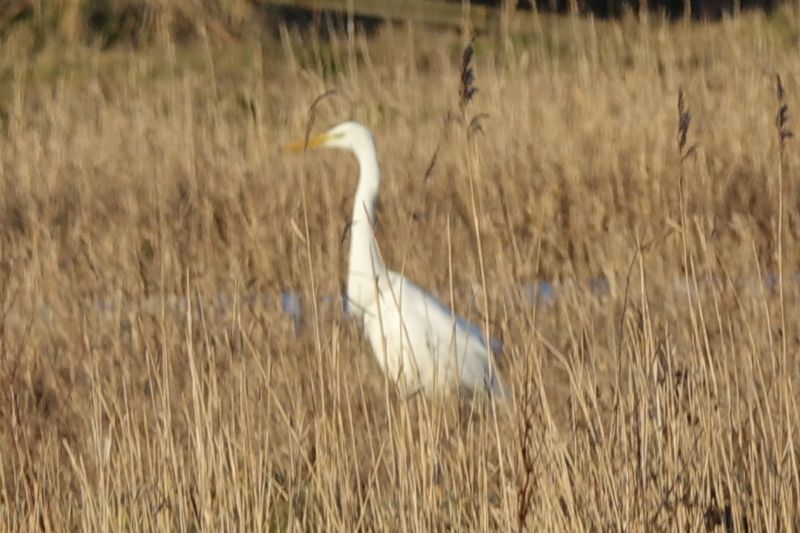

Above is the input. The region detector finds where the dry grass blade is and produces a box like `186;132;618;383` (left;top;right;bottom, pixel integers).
423;144;440;181
303;89;337;150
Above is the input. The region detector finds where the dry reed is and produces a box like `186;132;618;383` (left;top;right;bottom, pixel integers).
0;7;799;531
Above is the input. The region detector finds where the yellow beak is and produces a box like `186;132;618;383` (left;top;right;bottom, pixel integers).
282;132;331;152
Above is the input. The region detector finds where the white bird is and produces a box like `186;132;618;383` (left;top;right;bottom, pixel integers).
285;121;508;401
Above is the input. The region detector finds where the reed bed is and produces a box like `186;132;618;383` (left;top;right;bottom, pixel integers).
0;7;799;531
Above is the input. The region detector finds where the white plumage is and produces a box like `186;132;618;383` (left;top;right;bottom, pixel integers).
286;121;507;400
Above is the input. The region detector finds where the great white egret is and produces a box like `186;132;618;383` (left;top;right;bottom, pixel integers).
285;121;508;401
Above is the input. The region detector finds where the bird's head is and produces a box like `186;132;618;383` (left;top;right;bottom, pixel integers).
283;121;375;154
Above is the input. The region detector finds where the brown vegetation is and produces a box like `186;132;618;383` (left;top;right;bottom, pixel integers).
0;6;799;530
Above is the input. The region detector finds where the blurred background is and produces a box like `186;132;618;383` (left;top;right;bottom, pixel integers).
0;0;789;51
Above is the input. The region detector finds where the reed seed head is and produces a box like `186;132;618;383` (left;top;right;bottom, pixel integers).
677;87;692;155
459;37;478;114
776;75;793;147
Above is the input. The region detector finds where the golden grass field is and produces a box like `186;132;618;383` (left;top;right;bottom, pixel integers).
1;4;800;530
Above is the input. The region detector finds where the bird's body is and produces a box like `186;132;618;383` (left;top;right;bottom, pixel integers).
357;270;507;397
286;121;507;400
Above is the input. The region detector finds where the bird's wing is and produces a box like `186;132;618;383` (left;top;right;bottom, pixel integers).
384;271;506;395
386;272;501;353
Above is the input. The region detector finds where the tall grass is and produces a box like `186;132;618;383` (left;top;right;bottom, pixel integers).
0;7;799;530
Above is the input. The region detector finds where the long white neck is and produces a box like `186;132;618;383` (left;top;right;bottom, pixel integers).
346;142;384;317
